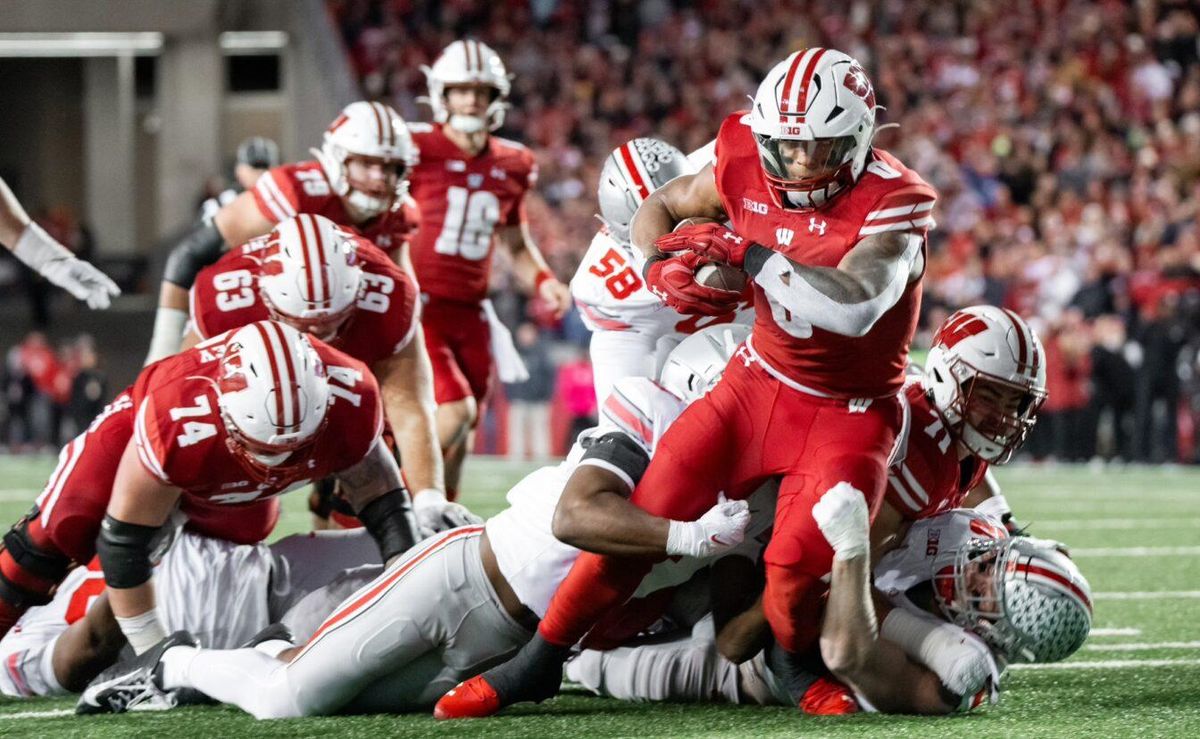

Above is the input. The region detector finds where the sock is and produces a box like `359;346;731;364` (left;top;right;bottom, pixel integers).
538;552;652;647
163;647;299;719
482;633;572;705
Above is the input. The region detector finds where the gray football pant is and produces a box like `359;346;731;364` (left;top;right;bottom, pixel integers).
176;526;533;717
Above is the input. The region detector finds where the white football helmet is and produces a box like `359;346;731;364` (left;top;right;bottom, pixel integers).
598;138;690;243
659;324;750;404
924;306;1047;464
217;321;332;477
936;536;1092;663
746;48;878;209
313;101;417;220
259;215;365;341
421;39;511;133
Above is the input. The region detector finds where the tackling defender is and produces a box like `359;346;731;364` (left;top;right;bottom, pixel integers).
0;321;420;647
144;101;420;364
438;46;939;718
406;40;571;500
77;325;763;717
571;138;753;407
183;214;460;535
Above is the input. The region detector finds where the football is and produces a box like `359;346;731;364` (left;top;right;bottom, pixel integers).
694;262;747;292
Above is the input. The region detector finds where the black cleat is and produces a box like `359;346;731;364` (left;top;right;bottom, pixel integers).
76;631;198;714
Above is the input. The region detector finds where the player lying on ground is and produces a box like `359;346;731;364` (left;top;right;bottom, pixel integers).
433;46;941;719
77;325;764;716
145;101;420;364
570;138;753;407
566;501;1093;715
183;213;460;535
0;320;420;647
438;302;1047;717
0;529;379;697
406;39;571;501
0;176;119;309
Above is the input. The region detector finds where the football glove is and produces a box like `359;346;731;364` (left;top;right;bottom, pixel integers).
665;498;751;558
655;222;756;268
413;489;483;539
14;222;120;309
643;251;740;316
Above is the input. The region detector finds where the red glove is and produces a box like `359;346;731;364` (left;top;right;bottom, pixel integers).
655;222;753;268
643;252;740;316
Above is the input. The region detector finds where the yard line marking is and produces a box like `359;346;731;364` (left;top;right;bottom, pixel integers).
1035;518;1200;530
1070;546;1200;558
1093;591;1200;600
1090;627;1142;636
1085;641;1200;652
0;709;74;719
1010;659;1200;671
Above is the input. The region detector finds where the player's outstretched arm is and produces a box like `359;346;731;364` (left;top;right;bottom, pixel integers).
336;438;421;564
552;435;749;558
744;229;923;338
500;222;571;319
100;441;182;655
50;591;127;692
0;176;120;309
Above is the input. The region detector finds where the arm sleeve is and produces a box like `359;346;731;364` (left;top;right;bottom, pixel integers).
579;431;651;492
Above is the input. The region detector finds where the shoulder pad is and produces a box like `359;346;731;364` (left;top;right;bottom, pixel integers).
597;377;686;455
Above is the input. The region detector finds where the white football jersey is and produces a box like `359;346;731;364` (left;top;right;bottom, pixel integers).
487;376;774;618
571;230;677;334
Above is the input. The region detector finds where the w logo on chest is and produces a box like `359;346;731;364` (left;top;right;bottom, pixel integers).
775;227;795;246
467;173;484;188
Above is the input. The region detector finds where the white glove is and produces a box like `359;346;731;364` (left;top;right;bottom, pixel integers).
412;489;483;539
14;223;120;309
812;481;869;560
666;499;751;558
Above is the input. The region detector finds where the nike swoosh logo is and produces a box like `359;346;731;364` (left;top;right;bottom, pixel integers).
710;534;729;546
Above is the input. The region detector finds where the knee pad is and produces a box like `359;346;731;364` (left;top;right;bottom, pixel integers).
163;219;227;289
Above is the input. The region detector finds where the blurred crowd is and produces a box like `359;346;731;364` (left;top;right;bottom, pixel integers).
2;332;107;451
329;0;1200;463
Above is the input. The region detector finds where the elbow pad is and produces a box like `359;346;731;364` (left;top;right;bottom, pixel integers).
358;488;420;562
95;515;160;589
163;218;227;289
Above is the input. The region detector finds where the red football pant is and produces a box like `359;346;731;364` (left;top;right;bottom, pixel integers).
538;354;900;654
421;296;494;407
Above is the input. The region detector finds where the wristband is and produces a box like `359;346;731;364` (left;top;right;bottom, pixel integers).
534;269;555;292
13;222;72;272
412;488;447;510
742;243;773;278
665;519;702;558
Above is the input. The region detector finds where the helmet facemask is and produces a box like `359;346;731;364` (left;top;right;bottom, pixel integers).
754;134;858;209
939;355;1046;464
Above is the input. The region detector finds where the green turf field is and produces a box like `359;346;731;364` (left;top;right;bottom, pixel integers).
0;457;1196;737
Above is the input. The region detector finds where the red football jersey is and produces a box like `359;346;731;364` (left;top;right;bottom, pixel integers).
131;331;383;507
251;160;420;258
190;235;420;367
886;380;989;519
406;123;536;303
713;112;937;398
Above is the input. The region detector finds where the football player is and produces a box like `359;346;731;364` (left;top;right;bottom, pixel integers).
406;40;571;500
0;320;420;646
0;176;119;309
183;214;459;536
0;528;378;697
436;47;940;718
144;101;419;364
198;136;281;222
76;325;765;717
571;138;753;407
566;501;1092;715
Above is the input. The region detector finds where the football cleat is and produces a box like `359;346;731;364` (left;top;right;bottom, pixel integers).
433;675;502;720
799;675;860;715
76;631;198;715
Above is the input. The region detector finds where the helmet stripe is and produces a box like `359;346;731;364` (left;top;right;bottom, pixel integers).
1000;308;1029;371
296;215;322;307
267;321;302;433
1013;562;1093;614
366;101;385;150
781;48;826;121
466;40;479;74
373;102;394;149
617;144;650;202
778;50;809;115
252;321;290;432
